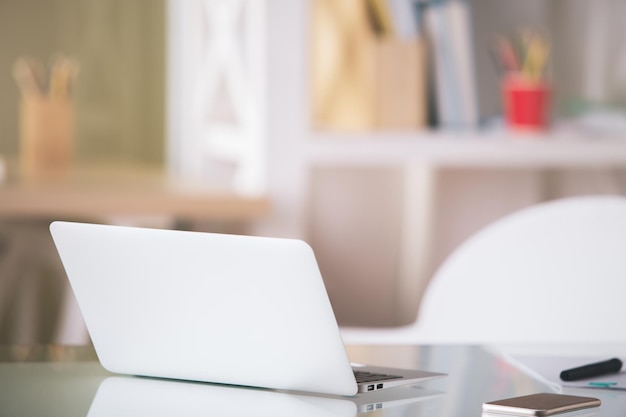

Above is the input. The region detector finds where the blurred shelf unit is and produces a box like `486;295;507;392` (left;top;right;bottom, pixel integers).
165;0;626;233
166;0;626;200
307;0;626;169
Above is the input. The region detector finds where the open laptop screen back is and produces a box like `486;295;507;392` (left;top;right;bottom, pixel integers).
50;221;358;396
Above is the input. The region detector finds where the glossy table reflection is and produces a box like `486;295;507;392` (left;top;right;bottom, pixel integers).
1;345;625;417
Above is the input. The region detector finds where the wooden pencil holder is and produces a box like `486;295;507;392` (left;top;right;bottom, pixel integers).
375;38;427;129
19;96;74;179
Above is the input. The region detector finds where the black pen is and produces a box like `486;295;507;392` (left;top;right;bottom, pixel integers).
560;358;623;382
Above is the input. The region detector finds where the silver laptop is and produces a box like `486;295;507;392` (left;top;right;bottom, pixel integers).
50;221;444;396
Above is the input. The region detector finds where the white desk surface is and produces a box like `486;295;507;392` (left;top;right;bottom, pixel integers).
1;344;625;417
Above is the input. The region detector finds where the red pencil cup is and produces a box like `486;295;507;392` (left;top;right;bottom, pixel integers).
503;76;551;131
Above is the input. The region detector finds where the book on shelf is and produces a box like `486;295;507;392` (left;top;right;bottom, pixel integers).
423;0;479;129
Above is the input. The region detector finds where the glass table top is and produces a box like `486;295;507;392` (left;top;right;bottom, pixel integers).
1;344;624;417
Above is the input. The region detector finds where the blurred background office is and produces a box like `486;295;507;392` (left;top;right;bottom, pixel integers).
1;0;626;344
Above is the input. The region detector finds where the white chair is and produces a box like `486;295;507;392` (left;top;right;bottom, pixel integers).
340;195;626;348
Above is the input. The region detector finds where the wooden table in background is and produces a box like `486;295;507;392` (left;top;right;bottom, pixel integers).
0;161;270;222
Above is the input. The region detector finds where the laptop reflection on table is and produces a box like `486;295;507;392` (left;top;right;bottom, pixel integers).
87;376;443;417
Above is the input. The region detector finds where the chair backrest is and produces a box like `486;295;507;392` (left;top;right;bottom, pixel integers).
416;195;626;344
340;195;626;347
